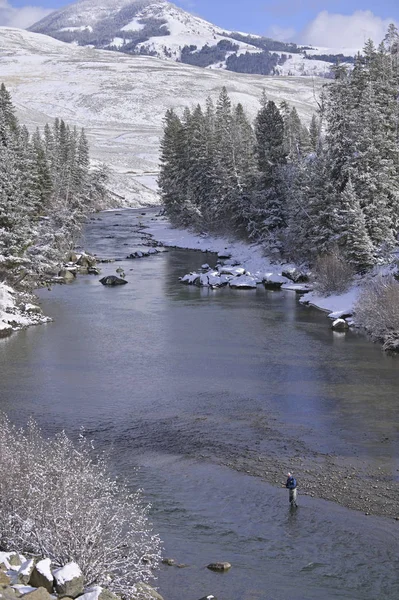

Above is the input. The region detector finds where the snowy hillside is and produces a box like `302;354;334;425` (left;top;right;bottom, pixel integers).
28;0;356;78
0;27;323;206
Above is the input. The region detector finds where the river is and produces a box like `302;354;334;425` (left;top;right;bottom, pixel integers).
1;209;399;600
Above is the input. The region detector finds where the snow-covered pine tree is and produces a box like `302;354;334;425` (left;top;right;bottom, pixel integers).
337;179;375;271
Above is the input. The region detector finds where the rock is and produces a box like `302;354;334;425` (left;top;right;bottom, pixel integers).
99;276;128;286
282;268;309;283
12;586;37;596
59;269;76;282
53;563;84;599
229;275;257;289
77;254;96;268
0;325;13;339
0;572;10;585
262;273;289;289
133;584;164;600
0;585;18;600
17;560;35;585
383;332;399;353
7;554;23;568
24;304;42;315
29;560;53;593
0;554;11;571
22;588;53;600
76;586;119;600
88;267;101;275
218;266;245;276
206;562;231;572
331;318;349;331
161;558;175;566
68;252;78;263
217;250;232;259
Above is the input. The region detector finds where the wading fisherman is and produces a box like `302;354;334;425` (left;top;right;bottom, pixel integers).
286;472;298;507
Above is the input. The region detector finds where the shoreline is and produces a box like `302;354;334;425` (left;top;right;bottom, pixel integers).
143;212;359;319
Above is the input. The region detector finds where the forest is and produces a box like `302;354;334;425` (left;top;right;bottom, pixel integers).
0;84;109;287
159;25;399;275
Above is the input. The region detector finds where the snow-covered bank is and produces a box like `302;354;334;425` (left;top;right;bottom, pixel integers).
144;214;359;317
0;283;50;338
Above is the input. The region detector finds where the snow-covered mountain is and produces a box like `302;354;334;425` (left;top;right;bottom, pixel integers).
0;27;323;206
28;0;356;78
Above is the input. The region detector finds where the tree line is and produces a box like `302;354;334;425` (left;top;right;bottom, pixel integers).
0;84;109;285
159;25;399;273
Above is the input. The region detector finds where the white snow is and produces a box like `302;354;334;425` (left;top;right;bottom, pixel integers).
36;558;53;582
229;275;257;289
77;587;103;600
18;559;35;576
0;27;322;208
12;586;37;595
53;562;82;584
59;26;93;33
300;287;360;316
121;18;145;32
0;283;50;335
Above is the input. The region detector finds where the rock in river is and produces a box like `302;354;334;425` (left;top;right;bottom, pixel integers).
99;276;128;286
207;562;232;572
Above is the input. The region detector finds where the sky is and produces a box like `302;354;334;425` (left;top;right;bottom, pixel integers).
1;0;399;48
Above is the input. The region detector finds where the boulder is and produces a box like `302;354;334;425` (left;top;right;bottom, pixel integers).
0;572;10;585
58;269;76;282
16;560;35;585
262;273;289;289
7;554;23;568
0;324;13;339
133;584;164;600
229;276;257;289
76;586;119;600
29;560;53;593
383;332;399;353
206;562;231;572
217;250;232;259
68;252;78;263
161;558;175;566
53;563;84;599
22;588;53;600
0;585;18;600
99;276;128;286
77;254;96;268
88;267;101;275
282;268;309;283
331;318;349;331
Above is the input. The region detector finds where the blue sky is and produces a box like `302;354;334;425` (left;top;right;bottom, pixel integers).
3;0;399;47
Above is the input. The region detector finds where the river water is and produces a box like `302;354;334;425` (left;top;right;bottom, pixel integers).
1;209;399;600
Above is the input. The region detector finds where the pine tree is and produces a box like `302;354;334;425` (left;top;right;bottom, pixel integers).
337;180;375;271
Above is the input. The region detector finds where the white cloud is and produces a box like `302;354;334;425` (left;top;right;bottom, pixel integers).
298;10;398;48
265;24;296;42
0;0;54;29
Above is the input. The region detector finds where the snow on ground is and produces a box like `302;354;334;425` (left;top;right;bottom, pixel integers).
53;562;82;584
0;283;50;337
0;28;323;207
300;288;360;316
276;52;333;77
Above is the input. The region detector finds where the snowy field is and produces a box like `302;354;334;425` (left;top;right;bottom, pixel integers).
0;27;323;207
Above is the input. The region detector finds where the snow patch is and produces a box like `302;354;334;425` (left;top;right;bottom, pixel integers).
53;562;82;584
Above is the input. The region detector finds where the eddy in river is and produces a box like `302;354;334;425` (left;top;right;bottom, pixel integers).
286;472;298;508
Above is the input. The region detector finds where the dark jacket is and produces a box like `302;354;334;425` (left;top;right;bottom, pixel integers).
286;476;297;490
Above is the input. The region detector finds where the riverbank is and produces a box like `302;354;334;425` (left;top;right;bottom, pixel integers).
0;283;50;338
143;213;359;319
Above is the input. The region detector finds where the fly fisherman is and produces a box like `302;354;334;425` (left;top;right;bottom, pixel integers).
286;472;298;507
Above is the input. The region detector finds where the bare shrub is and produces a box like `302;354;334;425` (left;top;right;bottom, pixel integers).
313;250;354;295
0;416;162;598
354;275;399;343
